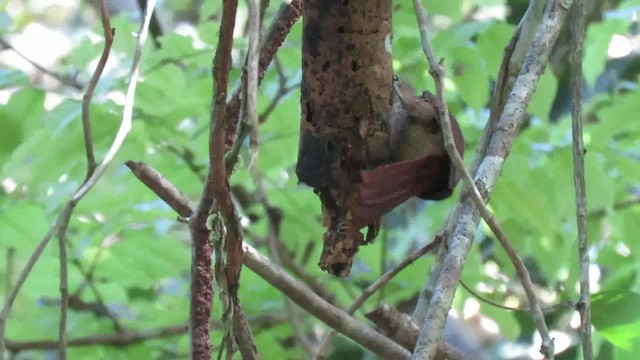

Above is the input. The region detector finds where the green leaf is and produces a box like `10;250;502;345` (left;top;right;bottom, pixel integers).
585;153;614;211
0;69;28;88
422;0;463;20
0;88;45;158
584;19;627;86
592;290;640;350
477;22;516;78
450;46;490;111
528;68;557;120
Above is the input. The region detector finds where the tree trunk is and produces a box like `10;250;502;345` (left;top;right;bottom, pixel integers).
296;0;393;276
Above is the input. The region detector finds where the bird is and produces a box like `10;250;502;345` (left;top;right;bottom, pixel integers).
349;83;465;233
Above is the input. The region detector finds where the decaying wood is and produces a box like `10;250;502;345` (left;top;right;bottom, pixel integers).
297;0;393;276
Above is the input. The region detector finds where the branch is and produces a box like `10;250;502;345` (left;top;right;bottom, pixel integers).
570;0;592;358
411;1;553;358
224;0;303;148
5;313;286;353
366;304;466;360
187;0;237;357
0;0;154;357
0;38;83;90
314;234;443;359
243;246;411;359
125;162;410;359
410;1;574;359
81;0;114;181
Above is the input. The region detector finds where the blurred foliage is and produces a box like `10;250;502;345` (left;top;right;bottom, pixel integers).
0;0;639;359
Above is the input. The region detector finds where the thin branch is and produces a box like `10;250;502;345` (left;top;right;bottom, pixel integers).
411;1;553;358
366;304;466;360
410;0;574;358
58;4;114;358
570;0;592;358
587;197;640;219
0;38;83;90
125;163;410;359
243;245;411;359
57;204;71;359
223;0;303;148
68;242;125;333
314;234;443;359
125;161;196;215
0;1;155;357
5;314;286;353
81;0;114;180
187;0;238;357
4;248;15;300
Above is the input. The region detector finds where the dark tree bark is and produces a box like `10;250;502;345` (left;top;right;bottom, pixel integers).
297;0;393;276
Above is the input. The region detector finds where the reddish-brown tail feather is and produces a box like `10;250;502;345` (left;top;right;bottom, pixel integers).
352;156;446;228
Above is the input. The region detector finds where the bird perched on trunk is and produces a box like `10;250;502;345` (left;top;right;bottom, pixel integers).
350;83;465;233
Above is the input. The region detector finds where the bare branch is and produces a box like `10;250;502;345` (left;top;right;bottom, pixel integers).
314;234;443;359
366;304;466;360
125;163;411;359
410;0;574;358
0;38;83;90
570;0;592;358
5;313;286;353
188;0;238;357
243;245;411;359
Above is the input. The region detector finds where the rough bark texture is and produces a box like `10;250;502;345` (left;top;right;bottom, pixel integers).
297;0;393;276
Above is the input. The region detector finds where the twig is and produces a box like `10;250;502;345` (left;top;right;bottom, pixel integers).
223;0;303;148
0;1;155;357
4;248;15;299
411;1;553;358
244;246;411;359
187;0;238;357
587;197;640;219
125;161;196;215
223;0;262;357
0;38;83;90
410;0;573;358
246;0;261;172
58;3;114;358
57;205;70;360
366;304;466;360
458;280;574;313
570;1;592;358
314;234;443;359
125;163;409;359
82;0;114;180
5;314;286;353
258;56;299;123
68;242;125;333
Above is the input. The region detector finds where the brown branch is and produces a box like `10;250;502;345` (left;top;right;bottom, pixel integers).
5;313;286;353
124;163;410;358
314;234;444;359
57;4;114;358
187;0;238;357
366;304;466;360
570;1;592;358
243;246;411;359
82;0;114;181
224;0;303;148
125;161;195;216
